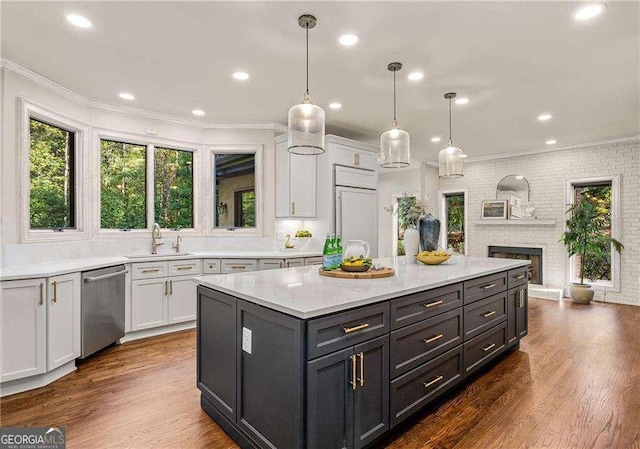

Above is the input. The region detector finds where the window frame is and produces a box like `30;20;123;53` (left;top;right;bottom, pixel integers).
564;175;621;292
20;99;90;242
391;192;419;257
438;189;469;255
207;144;264;237
92;129;200;238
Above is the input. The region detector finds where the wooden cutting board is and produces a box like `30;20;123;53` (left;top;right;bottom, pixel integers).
318;267;395;279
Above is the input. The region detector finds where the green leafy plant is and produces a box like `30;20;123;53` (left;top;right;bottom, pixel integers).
559;195;623;285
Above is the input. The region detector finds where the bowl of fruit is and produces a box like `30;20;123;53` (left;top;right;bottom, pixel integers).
340;256;373;272
416;250;451;265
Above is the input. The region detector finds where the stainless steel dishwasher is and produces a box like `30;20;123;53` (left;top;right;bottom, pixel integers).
81;265;128;359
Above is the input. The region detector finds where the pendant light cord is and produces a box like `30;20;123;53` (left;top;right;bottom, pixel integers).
393;69;397;122
448;96;453;142
305;24;309;95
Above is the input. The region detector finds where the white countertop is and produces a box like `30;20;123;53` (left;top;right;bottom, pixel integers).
0;250;322;281
195;255;531;319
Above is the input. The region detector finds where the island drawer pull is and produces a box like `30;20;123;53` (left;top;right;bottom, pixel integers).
142;268;160;273
515;274;526;280
424;334;444;344
423;375;444;388
482;343;496;352
358;352;364;387
482;310;496;318
343;323;369;334
230;265;247;269
482;283;496;290
350;355;357;390
423;300;444;308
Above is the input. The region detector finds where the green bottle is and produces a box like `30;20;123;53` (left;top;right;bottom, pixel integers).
335;234;343;268
322;233;333;270
329;233;338;270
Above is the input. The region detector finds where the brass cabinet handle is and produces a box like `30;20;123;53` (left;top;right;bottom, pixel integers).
343;323;369;334
142;268;160;273
515;274;526;280
423;375;444;388
230;265;247;269
482;283;496;290
424;300;444;308
176;266;192;271
350;355;357;390
292;201;295;215
170;280;173;295
424;334;444;344
520;289;525;308
358;352;364;386
482;310;496;318
164;280;168;296
39;283;44;305
52;281;58;303
209;264;216;269
482;343;496;352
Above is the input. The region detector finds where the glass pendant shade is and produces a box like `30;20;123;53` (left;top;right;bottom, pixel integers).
288;94;325;155
380;125;410;168
438;142;464;178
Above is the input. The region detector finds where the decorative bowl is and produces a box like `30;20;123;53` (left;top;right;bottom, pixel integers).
416;254;451;265
340;263;371;272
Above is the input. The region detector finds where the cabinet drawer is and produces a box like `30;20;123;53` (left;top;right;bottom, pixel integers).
507;266;529;289
390;283;463;330
335;165;377;189
390;308;463;378
259;259;284;271
390;346;463;428
285;258;305;268
463;271;507;304
168;260;201;277
307;302;390;360
131;262;169;280
221;259;258;274
463;292;507;340
304;257;323;266
463;322;507;377
334;144;377;171
203;259;221;274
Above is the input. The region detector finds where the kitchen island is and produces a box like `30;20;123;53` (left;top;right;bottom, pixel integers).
194;255;530;449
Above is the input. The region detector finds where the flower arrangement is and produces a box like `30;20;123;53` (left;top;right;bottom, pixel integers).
385;194;430;228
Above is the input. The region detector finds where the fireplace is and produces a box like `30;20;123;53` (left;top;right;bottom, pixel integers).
488;246;543;285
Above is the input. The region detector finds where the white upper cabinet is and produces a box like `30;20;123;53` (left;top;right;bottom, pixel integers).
47;273;81;371
333;142;377;171
275;138;317;218
1;279;46;382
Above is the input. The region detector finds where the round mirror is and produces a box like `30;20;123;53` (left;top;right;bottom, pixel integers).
496;175;530;218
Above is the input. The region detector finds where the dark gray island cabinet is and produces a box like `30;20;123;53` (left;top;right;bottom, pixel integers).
196;258;530;449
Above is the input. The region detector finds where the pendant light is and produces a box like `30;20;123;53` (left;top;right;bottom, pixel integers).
438;92;465;178
380;62;410;168
288;14;325;155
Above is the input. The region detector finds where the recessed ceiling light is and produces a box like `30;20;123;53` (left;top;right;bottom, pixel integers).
65;14;92;29
573;3;606;21
455;97;469;105
430;137;441;143
192;109;205;116
546;139;557;145
231;71;250;81
408;72;424;81
118;92;135;100
329;103;342;110
338;34;359;46
538;113;553;121
459;154;468;158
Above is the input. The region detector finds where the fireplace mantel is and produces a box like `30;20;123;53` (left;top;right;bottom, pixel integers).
474;219;556;227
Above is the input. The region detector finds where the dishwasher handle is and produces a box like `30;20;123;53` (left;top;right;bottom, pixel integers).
84;269;129;283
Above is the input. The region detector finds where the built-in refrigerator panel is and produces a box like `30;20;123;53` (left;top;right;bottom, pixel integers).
335;186;378;257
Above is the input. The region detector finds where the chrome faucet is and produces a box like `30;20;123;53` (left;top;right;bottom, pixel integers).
172;235;182;254
151;223;164;254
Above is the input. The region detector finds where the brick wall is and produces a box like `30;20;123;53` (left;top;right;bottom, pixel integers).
439;141;640;305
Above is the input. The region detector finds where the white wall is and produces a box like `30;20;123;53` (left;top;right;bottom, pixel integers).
1;64;280;264
439;141;640;306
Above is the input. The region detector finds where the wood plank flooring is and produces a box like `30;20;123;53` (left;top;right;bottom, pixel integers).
2;298;639;448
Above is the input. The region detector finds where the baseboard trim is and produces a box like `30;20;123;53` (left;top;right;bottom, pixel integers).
120;321;196;343
0;361;76;397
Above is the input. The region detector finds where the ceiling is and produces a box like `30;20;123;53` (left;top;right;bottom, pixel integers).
2;1;639;161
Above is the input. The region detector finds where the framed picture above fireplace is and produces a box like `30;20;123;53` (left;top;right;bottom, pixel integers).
482;200;508;219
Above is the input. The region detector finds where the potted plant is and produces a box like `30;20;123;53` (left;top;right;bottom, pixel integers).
385;195;430;263
559;195;623;303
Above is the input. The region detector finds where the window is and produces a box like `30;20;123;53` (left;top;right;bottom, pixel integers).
445;193;465;254
394;195;418;256
29;118;76;229
100;139;147;229
214;153;256;229
573;182;613;282
234;189;256;227
154;147;194;229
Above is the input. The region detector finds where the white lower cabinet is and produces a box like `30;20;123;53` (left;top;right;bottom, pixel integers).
1;279;46;382
46;273;81;371
259;259;284;271
131;278;169;331
285;259;305;268
168;276;197;323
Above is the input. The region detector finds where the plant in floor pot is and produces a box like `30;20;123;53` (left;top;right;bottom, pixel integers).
559;195;623;304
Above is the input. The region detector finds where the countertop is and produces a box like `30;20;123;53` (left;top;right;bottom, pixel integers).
0;250;322;281
195;255;531;319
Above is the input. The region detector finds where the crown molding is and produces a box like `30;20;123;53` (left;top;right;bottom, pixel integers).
1;58;285;132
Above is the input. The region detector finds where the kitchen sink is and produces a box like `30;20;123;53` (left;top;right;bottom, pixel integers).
125;253;194;259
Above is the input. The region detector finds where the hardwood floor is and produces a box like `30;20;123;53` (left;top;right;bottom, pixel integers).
2;298;639;448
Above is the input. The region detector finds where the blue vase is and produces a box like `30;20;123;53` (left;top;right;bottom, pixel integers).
419;214;441;251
